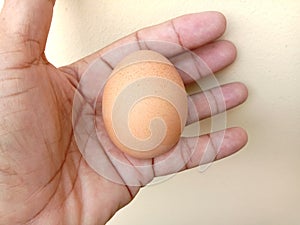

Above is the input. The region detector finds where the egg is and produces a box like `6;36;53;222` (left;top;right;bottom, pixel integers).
102;50;188;159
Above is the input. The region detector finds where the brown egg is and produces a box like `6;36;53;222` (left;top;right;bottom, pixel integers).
102;50;188;159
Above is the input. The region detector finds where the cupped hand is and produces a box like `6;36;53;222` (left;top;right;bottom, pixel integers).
0;1;247;225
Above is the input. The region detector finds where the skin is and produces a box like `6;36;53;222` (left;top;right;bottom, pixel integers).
0;1;248;225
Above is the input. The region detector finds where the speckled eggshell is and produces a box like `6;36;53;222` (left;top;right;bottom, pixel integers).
102;50;188;159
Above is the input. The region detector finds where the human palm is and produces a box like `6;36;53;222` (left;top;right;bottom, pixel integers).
0;1;248;225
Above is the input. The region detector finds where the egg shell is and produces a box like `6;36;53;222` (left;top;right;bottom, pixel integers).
102;50;187;159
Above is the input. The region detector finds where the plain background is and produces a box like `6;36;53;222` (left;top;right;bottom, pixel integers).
1;0;300;224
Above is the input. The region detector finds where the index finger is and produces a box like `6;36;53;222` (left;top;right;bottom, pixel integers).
63;11;227;79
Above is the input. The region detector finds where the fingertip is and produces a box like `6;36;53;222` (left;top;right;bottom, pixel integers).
231;82;249;104
220;82;248;110
237;82;249;100
229;127;249;152
191;40;237;75
211;11;226;24
172;11;228;49
221;40;237;62
216;127;248;160
233;127;248;148
206;11;227;35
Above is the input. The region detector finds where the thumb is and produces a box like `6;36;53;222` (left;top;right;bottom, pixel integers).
0;0;55;52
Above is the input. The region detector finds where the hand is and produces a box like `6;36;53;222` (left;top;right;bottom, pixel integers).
0;1;248;225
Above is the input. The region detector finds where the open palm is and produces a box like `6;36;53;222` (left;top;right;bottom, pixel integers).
0;1;248;225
